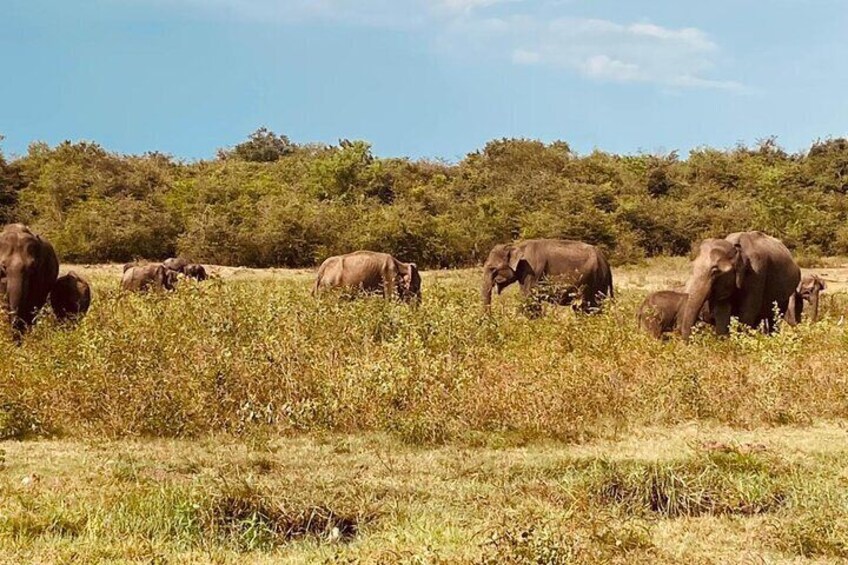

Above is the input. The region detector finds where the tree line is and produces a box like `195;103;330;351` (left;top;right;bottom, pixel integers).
1;128;847;268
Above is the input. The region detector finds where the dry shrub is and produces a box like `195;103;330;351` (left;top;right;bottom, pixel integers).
1;276;848;442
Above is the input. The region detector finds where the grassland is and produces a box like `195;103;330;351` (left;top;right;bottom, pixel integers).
2;258;848;563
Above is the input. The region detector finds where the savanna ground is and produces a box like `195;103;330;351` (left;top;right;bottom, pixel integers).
3;257;848;563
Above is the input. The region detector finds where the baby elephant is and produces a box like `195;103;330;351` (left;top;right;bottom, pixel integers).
121;264;178;292
638;290;689;339
786;274;826;325
50;271;91;322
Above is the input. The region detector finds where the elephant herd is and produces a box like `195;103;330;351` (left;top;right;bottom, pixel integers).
637;232;825;339
0;222;827;341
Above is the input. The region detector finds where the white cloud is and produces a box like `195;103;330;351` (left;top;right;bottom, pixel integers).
445;15;743;90
435;0;521;14
581;55;644;82
149;0;743;91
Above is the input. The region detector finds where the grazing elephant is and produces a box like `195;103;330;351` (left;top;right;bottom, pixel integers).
638;290;713;339
638;290;689;339
680;231;801;339
50;271;91;322
313;251;421;302
163;257;189;273
786;274;826;325
163;257;207;282
121;264;178;292
182;264;208;281
0;224;59;333
481;239;613;312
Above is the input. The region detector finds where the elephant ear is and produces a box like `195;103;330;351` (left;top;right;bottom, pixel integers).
507;246;524;272
733;243;749;290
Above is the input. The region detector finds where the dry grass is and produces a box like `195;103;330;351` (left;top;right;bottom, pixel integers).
2;258;848;562
1;424;847;562
2;260;848;441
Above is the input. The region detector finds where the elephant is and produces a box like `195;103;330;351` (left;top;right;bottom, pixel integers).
480;239;613;312
637;290;689;339
0;224;59;333
680;231;801;339
182;264;208;281
786;274;826;325
163;257;207;282
121;264;178;293
163;257;189;273
637;290;713;339
50;271;91;322
313;251;421;302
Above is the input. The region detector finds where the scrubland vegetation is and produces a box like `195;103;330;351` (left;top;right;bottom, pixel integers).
4;130;848;561
1;265;848;562
3;130;848;267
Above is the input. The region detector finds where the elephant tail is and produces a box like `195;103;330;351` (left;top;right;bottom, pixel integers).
312;264;325;297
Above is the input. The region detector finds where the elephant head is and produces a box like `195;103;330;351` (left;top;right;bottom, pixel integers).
155;265;179;291
680;239;749;339
396;262;421;302
795;274;826;323
481;244;525;306
184;264;208;281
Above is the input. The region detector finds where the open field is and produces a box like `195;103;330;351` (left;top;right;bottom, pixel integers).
3;258;848;562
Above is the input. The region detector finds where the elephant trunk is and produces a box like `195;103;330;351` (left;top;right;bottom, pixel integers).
809;291;820;324
6;272;27;332
481;270;495;308
680;281;711;340
785;292;801;326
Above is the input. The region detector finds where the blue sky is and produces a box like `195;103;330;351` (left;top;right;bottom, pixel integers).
2;0;847;161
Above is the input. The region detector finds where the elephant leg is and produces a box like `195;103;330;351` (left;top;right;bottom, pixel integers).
714;302;732;336
736;275;766;330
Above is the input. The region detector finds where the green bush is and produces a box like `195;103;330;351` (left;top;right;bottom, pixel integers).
6;132;848;267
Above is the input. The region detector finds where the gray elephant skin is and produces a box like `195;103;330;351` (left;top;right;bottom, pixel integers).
313;251;421;302
50;271;91;322
638;290;689;339
481;239;613;311
121;263;178;292
786;274;826;325
163;257;208;281
0;224;59;333
680;231;801;339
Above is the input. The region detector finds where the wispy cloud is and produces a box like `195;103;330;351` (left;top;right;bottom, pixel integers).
445;14;745;91
151;0;744;91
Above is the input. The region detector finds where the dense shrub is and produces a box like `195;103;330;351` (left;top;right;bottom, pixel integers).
5;131;848;266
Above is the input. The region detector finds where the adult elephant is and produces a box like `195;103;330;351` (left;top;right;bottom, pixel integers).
163;257;189;273
50;271;91;322
480;239;613;312
121;264;178;293
164;257;207;281
680;231;800;339
313;251;421;302
0;224;59;333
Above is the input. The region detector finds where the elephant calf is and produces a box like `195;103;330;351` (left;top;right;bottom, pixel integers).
638;290;714;339
786;274;826;325
313;251;421;302
50;272;91;322
638;290;689;339
121;264;178;293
